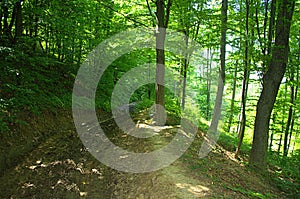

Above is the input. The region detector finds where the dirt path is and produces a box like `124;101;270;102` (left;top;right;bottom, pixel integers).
0;110;287;198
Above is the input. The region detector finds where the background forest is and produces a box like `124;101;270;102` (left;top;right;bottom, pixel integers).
0;0;299;198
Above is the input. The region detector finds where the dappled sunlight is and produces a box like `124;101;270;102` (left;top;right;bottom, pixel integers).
22;182;36;189
176;183;210;197
222;149;244;165
52;179;80;192
26;159;104;177
136;122;179;132
20;158;106;197
213;143;246;165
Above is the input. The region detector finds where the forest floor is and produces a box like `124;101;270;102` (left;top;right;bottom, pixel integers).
0;109;294;198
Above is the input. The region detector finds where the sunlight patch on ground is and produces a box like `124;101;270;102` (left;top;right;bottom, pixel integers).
26;159;104;177
214;144;245;165
136;122;179;132
176;183;210;197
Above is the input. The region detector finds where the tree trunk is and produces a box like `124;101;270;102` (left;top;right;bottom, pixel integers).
236;0;250;158
236;67;250;157
287;51;299;154
8;5;16;36
269;132;274;152
3;4;9;34
255;0;276;75
206;48;213;120
283;70;294;157
148;55;152;99
209;0;227;133
199;0;227;158
249;0;295;169
227;60;238;133
14;0;22;43
181;35;189;110
267;0;276;56
0;5;2;34
269;113;277;152
154;0;171;126
277;134;283;154
290;127;298;154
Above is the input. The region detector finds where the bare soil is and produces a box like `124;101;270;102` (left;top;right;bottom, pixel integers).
0;110;289;198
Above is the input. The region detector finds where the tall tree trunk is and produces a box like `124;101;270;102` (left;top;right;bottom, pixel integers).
181;35;189;110
287;49;299;154
0;5;2;34
148;55;152;99
206;48;213;120
2;3;9;37
209;0;227;132
14;0;23;43
267;0;276;56
269;132;274;152
236;66;250;157
154;0;171;126
283;68;294;157
255;0;276;75
287;53;300;156
8;5;16;36
227;60;238;133
270;112;277;151
277;134;283;154
32;0;39;50
249;0;295;169
236;0;250;157
199;0;227;158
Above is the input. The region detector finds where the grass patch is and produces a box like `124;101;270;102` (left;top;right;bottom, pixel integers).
224;185;274;199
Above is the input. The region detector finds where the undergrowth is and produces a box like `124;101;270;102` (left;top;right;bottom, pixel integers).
0;43;76;133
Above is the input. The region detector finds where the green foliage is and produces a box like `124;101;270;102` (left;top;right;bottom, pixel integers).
0;1;299;196
218;132;251;154
0;112;10;133
268;151;300;196
165;95;181;118
134;98;154;112
0;41;75;131
224;185;274;199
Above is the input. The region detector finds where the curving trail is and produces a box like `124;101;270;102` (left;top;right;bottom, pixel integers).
0;110;285;198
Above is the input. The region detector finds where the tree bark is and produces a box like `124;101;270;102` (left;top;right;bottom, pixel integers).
236;0;250;158
14;0;23;41
255;0;276;75
287;49;299;154
154;0;171;126
3;4;9;34
277;134;283;154
236;63;250;157
267;0;276;57
227;60;238;133
199;0;227;158
283;68;294;157
206;48;213;120
209;0;227;133
249;0;295;169
181;35;189;110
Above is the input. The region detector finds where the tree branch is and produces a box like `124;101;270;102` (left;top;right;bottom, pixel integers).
165;0;172;28
146;0;156;27
97;1;149;27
